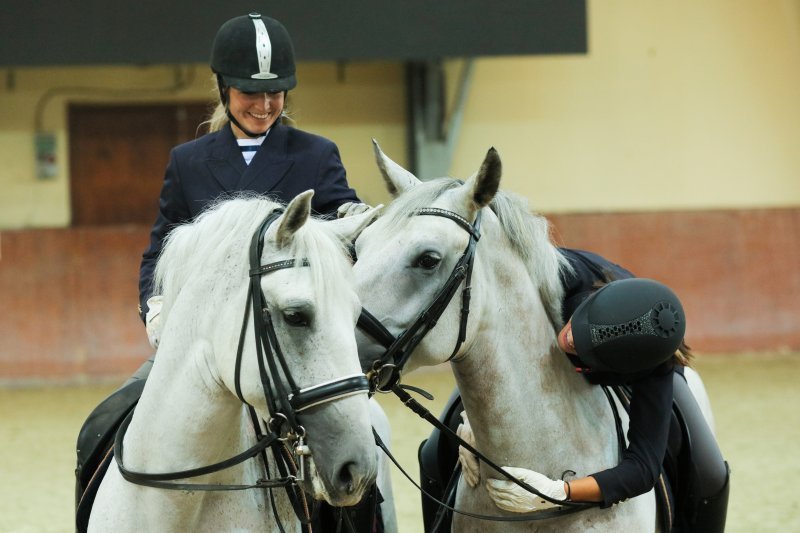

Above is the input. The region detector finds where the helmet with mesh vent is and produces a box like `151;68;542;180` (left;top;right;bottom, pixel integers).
570;278;685;374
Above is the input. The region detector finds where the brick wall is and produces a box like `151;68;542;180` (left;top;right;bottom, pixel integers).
1;207;798;382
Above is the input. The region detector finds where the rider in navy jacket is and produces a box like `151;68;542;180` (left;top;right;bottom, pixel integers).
137;12;360;321
127;13;375;533
138;122;358;319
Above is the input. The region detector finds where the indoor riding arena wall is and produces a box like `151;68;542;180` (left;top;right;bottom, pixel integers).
1;206;797;384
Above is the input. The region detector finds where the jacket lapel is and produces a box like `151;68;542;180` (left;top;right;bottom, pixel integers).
235;123;294;191
205;126;246;191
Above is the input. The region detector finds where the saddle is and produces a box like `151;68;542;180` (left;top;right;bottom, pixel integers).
75;379;145;533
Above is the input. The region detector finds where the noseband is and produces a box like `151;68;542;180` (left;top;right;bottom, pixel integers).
358;207;482;392
115;208;369;501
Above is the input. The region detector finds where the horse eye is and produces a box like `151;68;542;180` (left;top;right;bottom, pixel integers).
283;310;310;327
415;252;441;270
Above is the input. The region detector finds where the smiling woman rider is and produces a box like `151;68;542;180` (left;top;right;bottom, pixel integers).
76;12;376;533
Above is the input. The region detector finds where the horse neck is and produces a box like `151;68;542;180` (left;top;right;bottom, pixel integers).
452;255;612;470
124;336;252;477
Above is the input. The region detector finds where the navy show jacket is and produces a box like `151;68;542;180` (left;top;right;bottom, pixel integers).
138;122;359;318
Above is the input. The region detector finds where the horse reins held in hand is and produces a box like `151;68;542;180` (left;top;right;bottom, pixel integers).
388;385;600;519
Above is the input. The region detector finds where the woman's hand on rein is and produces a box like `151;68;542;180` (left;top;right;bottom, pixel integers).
486;466;568;512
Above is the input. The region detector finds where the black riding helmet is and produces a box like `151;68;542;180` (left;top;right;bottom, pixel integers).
570;278;685;374
211;13;297;93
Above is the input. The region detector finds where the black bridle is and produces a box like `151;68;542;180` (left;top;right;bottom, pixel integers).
356;206;602;522
114;208;370;529
358;207;482;393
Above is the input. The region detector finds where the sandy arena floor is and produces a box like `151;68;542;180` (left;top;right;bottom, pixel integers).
0;351;797;532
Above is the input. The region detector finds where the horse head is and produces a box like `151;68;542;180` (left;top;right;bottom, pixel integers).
155;191;379;508
354;141;503;375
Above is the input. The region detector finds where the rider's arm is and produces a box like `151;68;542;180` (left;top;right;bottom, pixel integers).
139;148;190;321
583;363;674;507
563;476;602;502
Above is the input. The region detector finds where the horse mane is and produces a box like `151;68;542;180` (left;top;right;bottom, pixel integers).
381;178;571;331
154;193;353;324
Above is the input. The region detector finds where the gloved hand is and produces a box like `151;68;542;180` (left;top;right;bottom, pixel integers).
337;202;372;218
457;411;480;488
145;295;163;349
486;466;568;513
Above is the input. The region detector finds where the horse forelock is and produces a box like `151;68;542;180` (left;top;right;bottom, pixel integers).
380;178;461;232
282;218;355;313
154;194;354;326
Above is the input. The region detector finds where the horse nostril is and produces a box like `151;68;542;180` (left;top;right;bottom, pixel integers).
337;461;358;494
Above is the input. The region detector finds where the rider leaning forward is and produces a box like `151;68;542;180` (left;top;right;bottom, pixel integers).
444;248;731;532
138;12;366;338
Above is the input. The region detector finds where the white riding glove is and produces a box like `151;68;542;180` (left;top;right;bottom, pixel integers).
456;411;481;488
144;295;163;349
336;202;372;218
486;466;568;513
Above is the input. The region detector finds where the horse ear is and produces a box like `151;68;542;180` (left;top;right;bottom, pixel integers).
372;138;420;197
458;147;502;213
276;190;313;248
326;204;384;243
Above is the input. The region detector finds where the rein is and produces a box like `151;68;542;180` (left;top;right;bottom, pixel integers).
114;208;370;531
357;206;605;522
389;385;598;519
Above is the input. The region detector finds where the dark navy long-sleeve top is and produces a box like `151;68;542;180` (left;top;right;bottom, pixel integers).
558;248;674;508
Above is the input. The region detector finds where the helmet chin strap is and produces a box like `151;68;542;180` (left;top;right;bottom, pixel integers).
216;75;270;139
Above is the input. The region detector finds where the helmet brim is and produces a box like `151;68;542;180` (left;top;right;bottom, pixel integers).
221;74;296;93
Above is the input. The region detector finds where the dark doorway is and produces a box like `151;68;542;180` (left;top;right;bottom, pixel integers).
69;102;210;226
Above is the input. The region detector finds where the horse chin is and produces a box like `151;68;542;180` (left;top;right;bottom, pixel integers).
303;458;370;507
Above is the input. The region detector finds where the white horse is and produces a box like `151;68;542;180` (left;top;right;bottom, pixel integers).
90;192;380;532
352;143;718;532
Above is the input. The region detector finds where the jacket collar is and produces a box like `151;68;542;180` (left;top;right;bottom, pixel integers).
206;122;294;192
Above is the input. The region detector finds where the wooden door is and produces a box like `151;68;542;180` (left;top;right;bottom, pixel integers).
69;103;210;226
